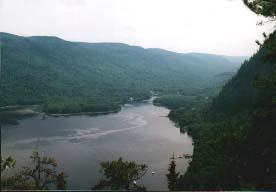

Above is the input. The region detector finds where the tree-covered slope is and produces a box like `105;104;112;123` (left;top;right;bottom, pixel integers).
167;31;276;190
212;46;275;114
154;31;275;190
0;32;244;113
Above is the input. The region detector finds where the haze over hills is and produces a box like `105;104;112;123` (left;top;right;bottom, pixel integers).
0;32;246;113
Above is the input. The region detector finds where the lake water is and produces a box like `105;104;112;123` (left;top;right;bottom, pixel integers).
1;99;193;190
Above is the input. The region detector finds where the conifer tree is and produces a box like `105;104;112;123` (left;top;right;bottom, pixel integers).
166;154;179;191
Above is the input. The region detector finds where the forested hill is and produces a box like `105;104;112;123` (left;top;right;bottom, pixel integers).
169;31;276;190
212;36;276;114
0;32;245;114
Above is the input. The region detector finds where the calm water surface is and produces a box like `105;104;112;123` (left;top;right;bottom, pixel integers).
1;99;193;190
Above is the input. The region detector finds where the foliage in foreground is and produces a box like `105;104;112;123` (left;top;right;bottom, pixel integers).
1;156;16;172
1;152;67;190
243;0;276;20
93;157;147;191
166;156;179;191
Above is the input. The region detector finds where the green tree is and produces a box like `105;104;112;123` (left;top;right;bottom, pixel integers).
243;0;276;50
243;0;276;19
166;155;179;191
244;0;276;119
1;156;16;172
93;157;147;191
56;172;67;190
1;152;67;190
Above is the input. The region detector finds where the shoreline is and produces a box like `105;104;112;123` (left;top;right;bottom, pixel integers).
0;105;121;117
0;97;156;117
47;108;121;117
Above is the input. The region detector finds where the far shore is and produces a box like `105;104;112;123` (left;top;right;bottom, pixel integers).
0;105;121;117
47;108;121;117
0;96;158;118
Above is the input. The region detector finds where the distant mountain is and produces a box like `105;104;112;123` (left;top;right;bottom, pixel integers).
188;52;248;67
0;32;246;113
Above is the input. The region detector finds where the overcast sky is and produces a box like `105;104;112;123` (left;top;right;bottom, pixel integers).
0;0;274;56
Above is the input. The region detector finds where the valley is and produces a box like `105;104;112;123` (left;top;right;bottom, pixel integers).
0;33;245;116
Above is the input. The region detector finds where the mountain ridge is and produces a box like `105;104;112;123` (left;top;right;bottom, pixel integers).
0;32;248;59
0;32;246;114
